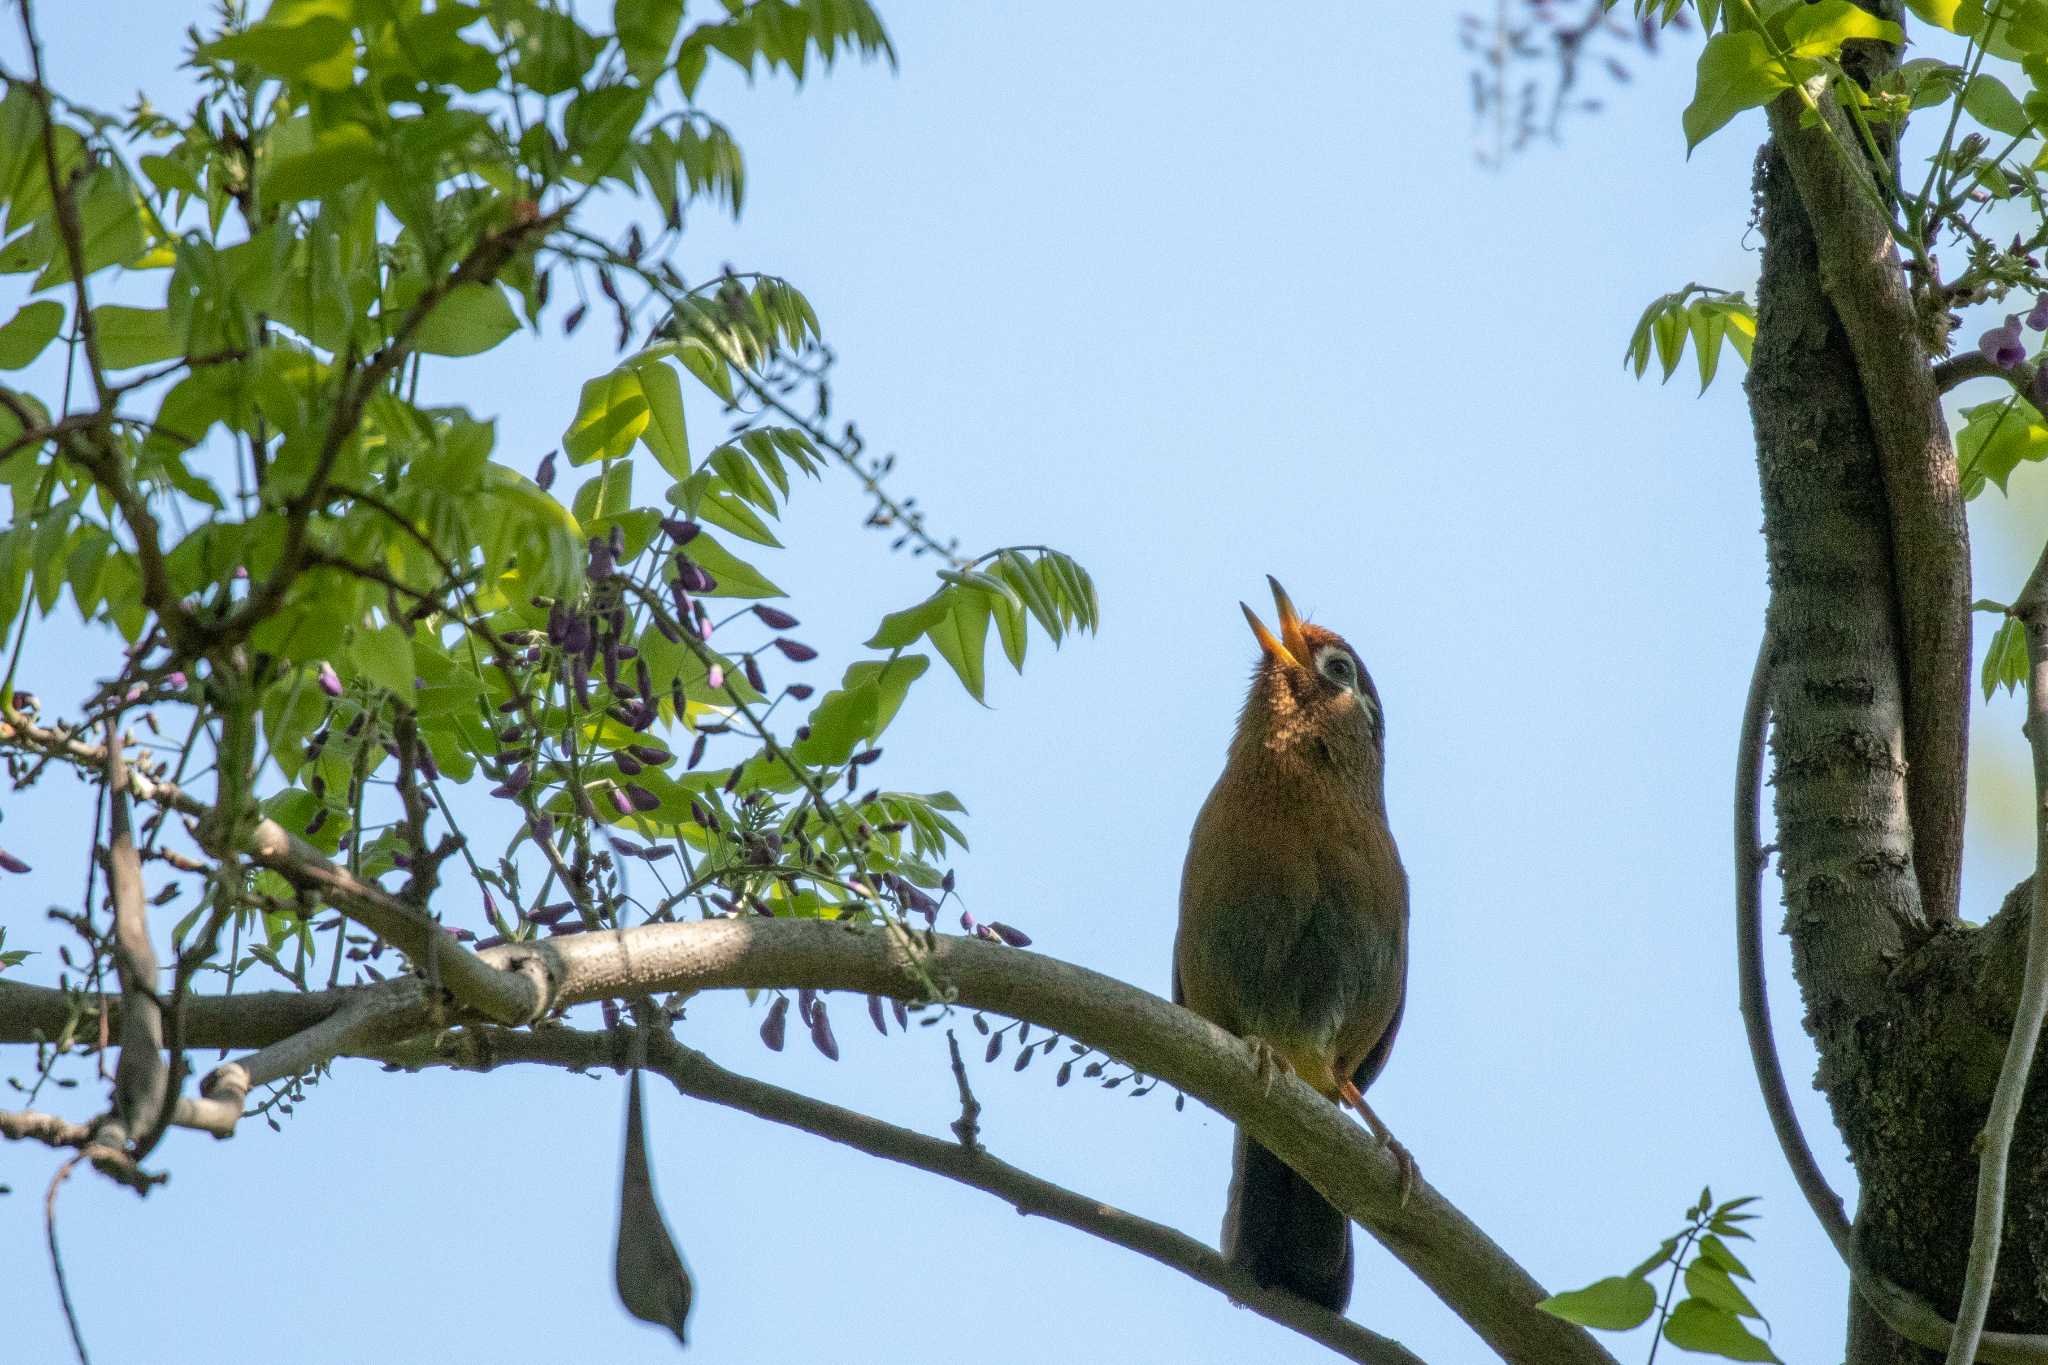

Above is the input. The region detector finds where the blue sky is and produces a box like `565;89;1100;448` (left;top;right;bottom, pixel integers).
4;5;2043;1364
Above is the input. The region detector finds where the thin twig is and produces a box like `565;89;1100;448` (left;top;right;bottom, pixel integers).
382;1022;1430;1365
45;1154;93;1365
943;1028;982;1152
1949;546;2048;1364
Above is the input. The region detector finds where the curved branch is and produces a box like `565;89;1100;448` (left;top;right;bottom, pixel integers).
0;919;1618;1365
1766;88;1973;923
372;1022;1428;1365
1734;632;2048;1364
1932;352;2037;397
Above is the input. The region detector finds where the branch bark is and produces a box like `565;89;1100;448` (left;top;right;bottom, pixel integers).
0;919;1620;1365
1766;83;1972;925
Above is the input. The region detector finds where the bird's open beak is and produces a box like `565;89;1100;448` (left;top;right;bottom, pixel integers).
1241;576;1311;668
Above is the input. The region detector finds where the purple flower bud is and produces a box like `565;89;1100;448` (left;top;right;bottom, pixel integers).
771;637;818;662
536;450;557;490
667;578;692;617
753;605;801;629
797;987;818;1026
2027;297;2048;331
418;748;439;781
723;761;745;794
600;998;621;1030
317;661;343;697
786;684;814;701
633;745;670;764
168;670;187;689
588;540;614;581
625;784;659;812
959;908;977;931
867;993;888;1035
609;523;625;558
0;848;29;874
988;922;1032;948
635;658;652;700
653;614;683;643
698;615;715;642
528;813;555;842
688;734;707;768
615;749;643;776
851;748;881;767
1981;314;2028;368
942;869;957;893
707;664;724;691
743;655;764;692
662;518;700;545
810;1002;840;1060
602;645;621;693
761;996;789;1051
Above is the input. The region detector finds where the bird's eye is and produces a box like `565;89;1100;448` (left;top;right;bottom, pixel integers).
1316;647;1355;688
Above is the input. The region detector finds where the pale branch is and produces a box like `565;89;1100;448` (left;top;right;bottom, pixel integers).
0;918;1619;1365
1766;87;1972;924
1948;547;2048;1365
1932;351;2038;397
373;1022;1428;1365
0;709;552;1026
1734;632;2048;1364
100;727;166;1151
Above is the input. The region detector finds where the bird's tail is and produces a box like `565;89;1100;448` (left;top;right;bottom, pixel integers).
1222;1129;1353;1313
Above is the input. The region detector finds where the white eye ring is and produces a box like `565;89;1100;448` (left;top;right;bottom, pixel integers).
1314;645;1356;689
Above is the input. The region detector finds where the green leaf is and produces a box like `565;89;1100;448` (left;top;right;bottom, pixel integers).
617;0;685;80
628;355;690;479
349;623;416;696
1957;398;2048;499
564;368;649;465
846;654;929;734
91;305;181;369
1695;1234;1753;1281
1662;1300;1779;1362
1906;0;1963;32
927;591;991;702
202;14;357;90
790;681;881;765
412;282;520;357
1964;73;2032;136
1536;1276;1657;1331
688;532;783;598
690;483;781;546
1783;0;1904;57
1984;615;2029;699
0;300;61;370
1685;1260;1763;1320
868;591;949;650
266;123;377;202
1627;1237;1682;1280
1683;32;1799;153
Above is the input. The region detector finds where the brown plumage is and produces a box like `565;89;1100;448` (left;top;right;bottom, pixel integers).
1174;577;1409;1313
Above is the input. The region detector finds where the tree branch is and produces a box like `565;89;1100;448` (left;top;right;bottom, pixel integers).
0;918;1620;1365
1766;85;1973;924
374;1021;1428;1365
99;726;167;1152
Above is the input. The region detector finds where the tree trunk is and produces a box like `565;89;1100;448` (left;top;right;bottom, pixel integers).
1749;135;2048;1364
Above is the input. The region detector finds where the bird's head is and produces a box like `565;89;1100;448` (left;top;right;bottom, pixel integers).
1234;577;1385;790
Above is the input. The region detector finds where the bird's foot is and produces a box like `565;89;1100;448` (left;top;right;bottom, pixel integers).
1246;1036;1293;1092
1338;1078;1418;1208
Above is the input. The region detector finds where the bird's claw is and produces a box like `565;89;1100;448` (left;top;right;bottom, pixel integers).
1338;1077;1418;1208
1246;1037;1292;1092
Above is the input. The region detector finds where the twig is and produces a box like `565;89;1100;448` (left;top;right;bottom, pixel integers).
381;1022;1430;1365
1949;547;2048;1364
45;1154;93;1365
1734;629;2048;1363
1933;352;2036;396
943;1028;981;1152
101;725;167;1152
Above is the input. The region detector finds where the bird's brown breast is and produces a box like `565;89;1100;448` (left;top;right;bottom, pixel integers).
1174;761;1408;1097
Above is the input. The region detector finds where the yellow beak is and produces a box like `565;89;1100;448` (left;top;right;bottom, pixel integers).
1241;576;1310;668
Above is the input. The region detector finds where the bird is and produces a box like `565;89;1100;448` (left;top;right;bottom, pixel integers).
1173;576;1410;1314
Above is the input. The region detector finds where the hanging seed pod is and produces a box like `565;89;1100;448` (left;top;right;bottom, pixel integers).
809;1000;840;1061
760;996;789;1051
